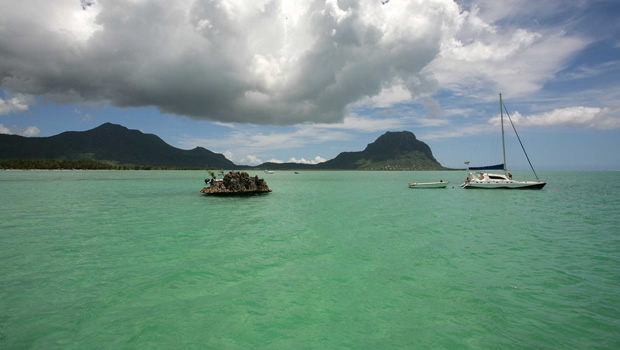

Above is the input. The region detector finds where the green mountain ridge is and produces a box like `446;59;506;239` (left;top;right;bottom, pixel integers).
315;131;444;170
0;124;446;170
0;123;235;169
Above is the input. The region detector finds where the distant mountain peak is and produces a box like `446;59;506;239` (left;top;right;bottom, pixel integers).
366;131;435;159
380;130;416;139
94;122;127;130
365;131;418;150
0;122;235;169
315;130;444;170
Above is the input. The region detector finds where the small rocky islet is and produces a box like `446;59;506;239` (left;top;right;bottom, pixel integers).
201;171;272;196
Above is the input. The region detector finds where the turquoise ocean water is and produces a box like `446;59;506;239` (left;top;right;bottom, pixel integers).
1;170;619;349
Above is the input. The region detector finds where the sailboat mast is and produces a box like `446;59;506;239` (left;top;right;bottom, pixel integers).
500;93;507;175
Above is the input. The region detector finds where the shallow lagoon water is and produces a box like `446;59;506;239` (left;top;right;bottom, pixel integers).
1;170;619;349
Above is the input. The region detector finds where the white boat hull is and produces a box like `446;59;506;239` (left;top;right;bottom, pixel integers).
461;172;545;189
461;180;546;189
409;182;449;188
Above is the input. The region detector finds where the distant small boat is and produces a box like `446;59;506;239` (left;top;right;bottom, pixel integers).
408;181;448;188
264;170;274;174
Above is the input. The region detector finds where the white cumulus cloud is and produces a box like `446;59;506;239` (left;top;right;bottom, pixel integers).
1;0;458;124
490;106;620;130
0;124;40;136
287;156;326;164
244;155;263;166
0;94;35;115
5;0;577;125
222;151;263;166
428;24;587;98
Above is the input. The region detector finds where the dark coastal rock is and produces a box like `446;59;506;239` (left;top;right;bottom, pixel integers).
201;171;272;195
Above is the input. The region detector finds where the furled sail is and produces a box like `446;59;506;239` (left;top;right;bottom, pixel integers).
468;163;504;170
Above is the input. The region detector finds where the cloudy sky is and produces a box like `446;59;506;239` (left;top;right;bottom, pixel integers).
1;0;619;170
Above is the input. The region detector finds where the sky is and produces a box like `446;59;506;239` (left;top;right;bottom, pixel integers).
1;0;619;170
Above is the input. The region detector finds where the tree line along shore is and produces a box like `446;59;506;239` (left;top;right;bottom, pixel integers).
0;159;219;171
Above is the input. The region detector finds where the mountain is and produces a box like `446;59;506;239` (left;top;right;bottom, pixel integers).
0;123;235;169
255;131;446;170
315;131;445;170
1;125;444;170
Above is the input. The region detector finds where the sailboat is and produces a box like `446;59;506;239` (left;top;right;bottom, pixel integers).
461;94;546;190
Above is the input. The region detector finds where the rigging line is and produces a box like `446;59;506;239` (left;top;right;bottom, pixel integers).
502;103;540;180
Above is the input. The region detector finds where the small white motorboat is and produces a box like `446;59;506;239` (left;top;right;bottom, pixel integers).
408;181;449;188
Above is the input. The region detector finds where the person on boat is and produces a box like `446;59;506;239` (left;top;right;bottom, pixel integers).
508;173;512;179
